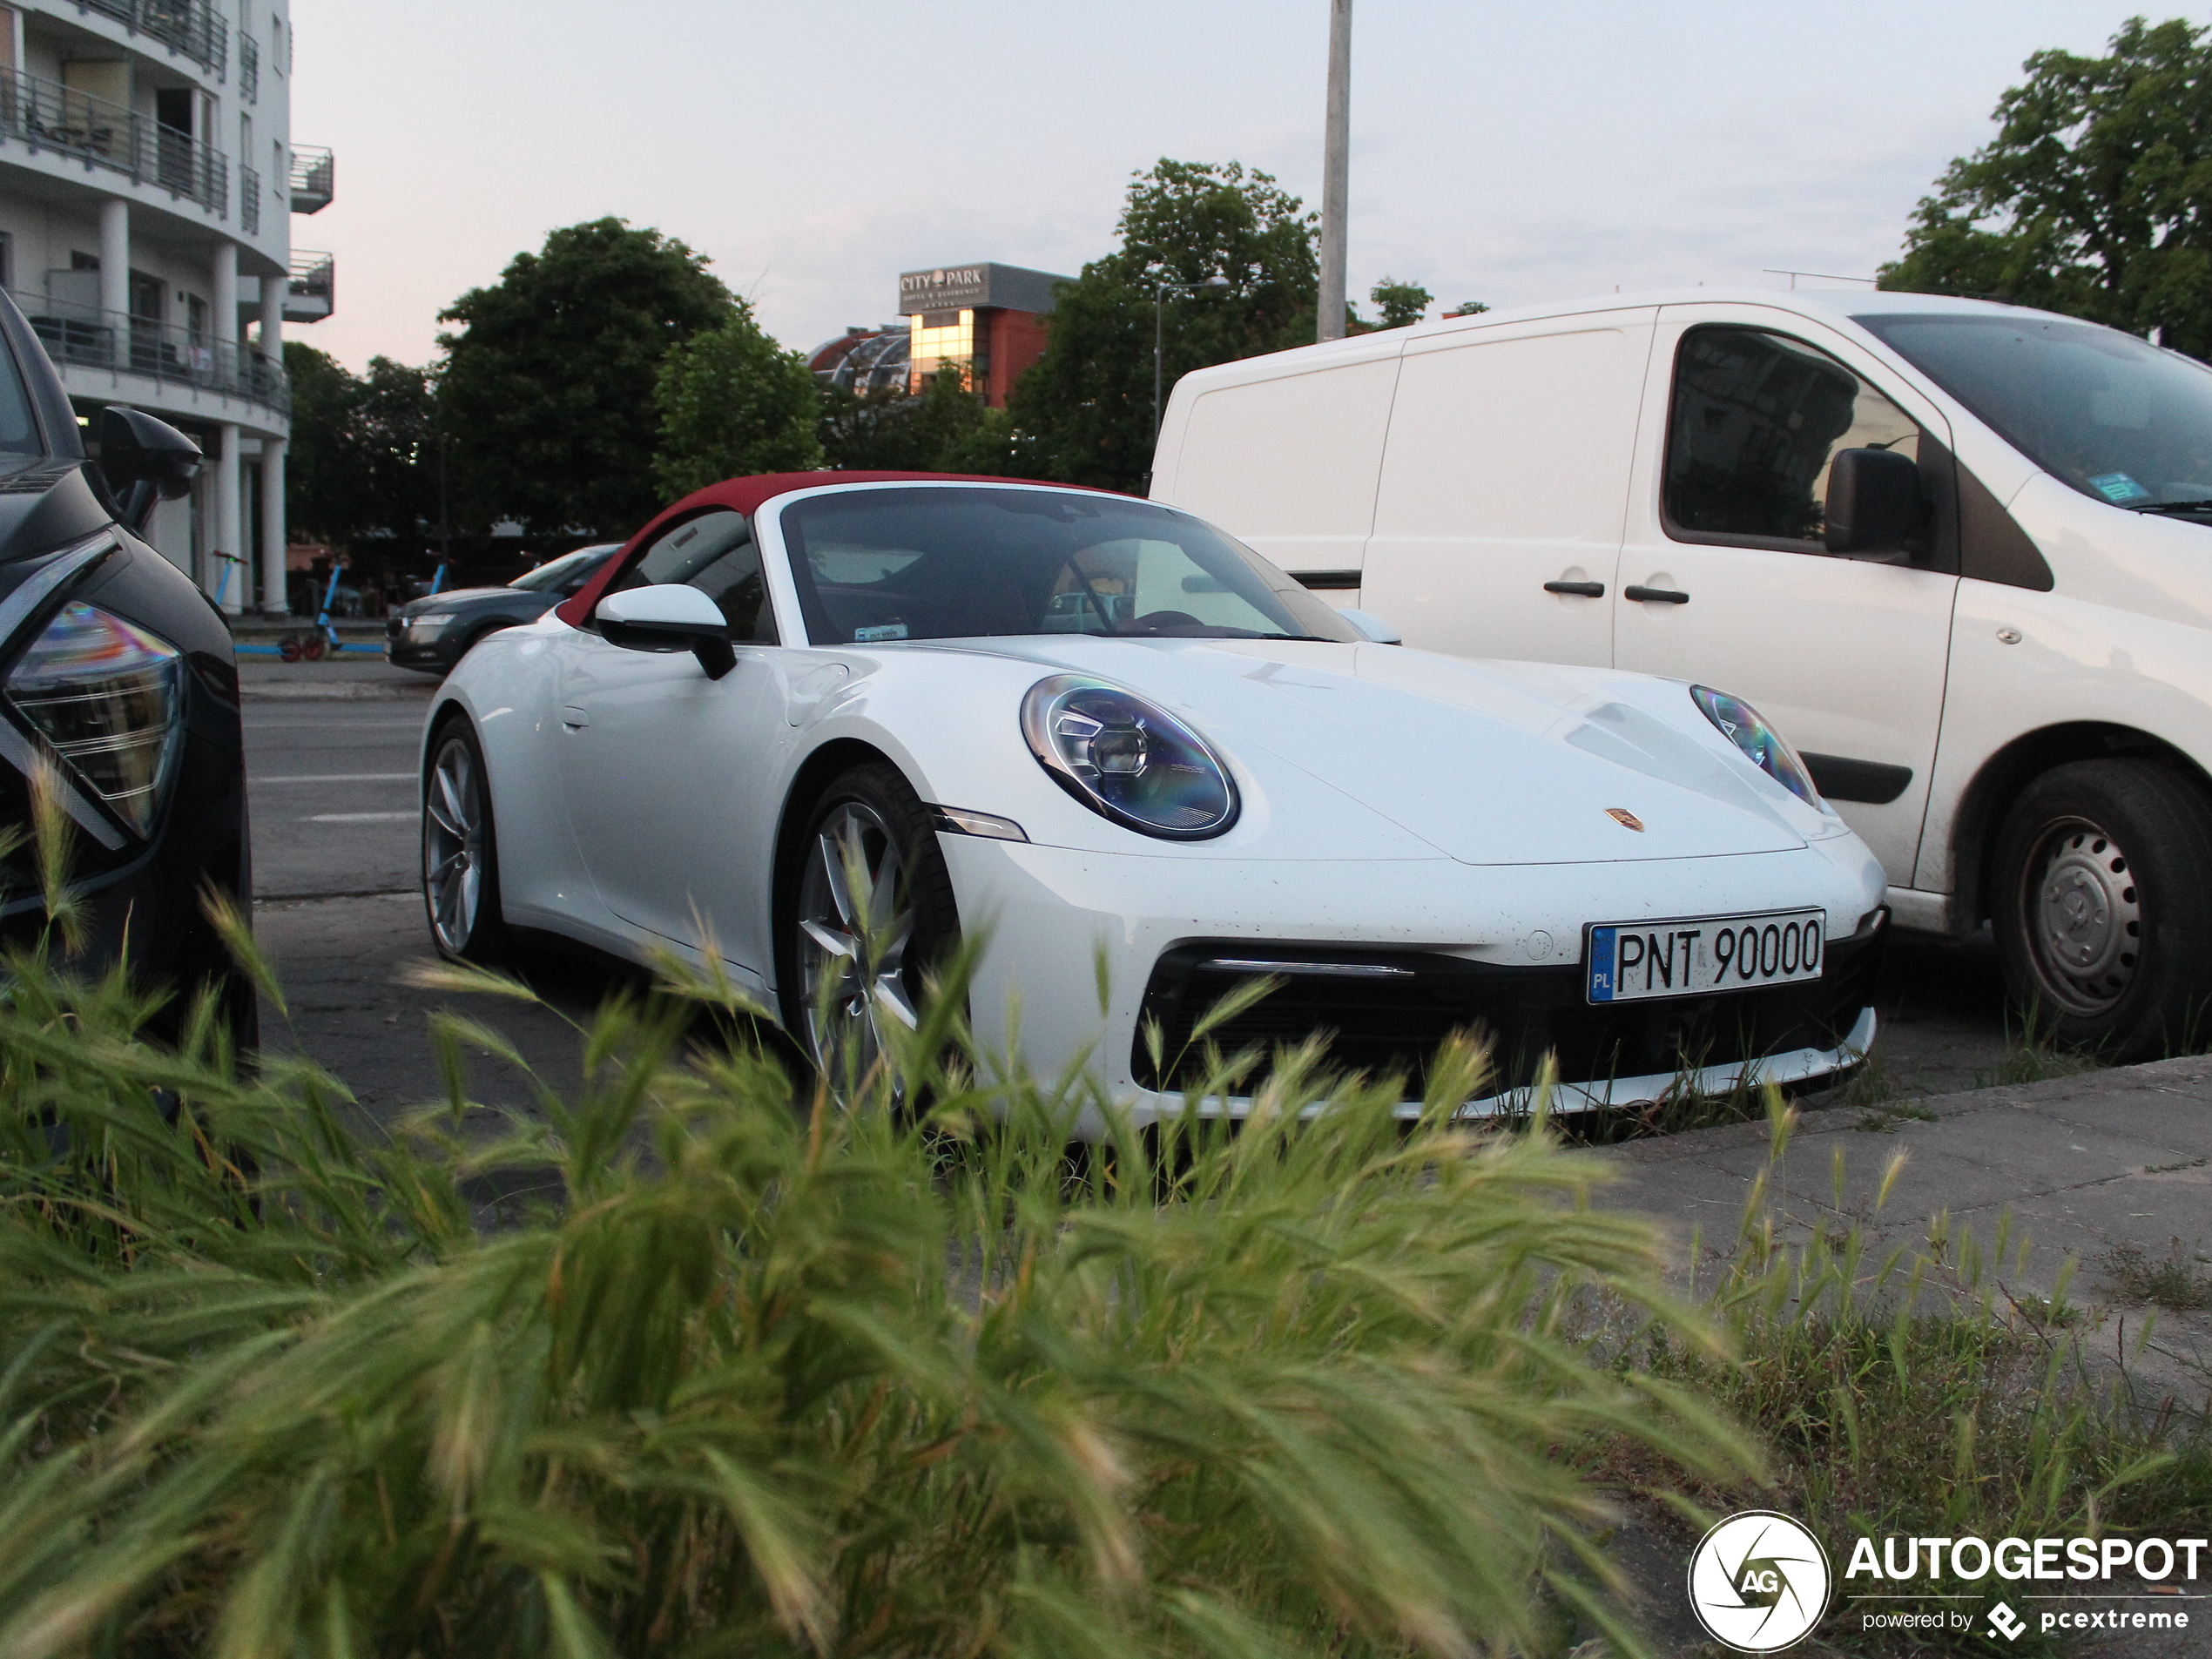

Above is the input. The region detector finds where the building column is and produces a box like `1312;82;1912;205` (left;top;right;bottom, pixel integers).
211;240;237;395
98;199;127;363
259;272;282;357
213;421;241;613
259;437;287;613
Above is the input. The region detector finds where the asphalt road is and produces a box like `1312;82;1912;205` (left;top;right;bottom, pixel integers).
238;659;2025;1127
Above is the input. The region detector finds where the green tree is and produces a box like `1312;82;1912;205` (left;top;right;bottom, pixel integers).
652;300;823;497
438;219;734;538
282;344;438;549
1366;278;1433;329
817;361;1011;474
1879;17;2212;357
1007;159;1320;491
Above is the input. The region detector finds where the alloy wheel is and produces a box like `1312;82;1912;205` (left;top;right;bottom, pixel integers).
2019;813;2141;1016
794;799;919;1093
423;736;487;955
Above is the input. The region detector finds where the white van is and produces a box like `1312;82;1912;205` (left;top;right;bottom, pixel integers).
1151;288;2212;1060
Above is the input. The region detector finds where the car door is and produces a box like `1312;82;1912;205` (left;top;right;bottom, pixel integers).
1612;307;1960;885
553;507;786;976
1359;308;1656;666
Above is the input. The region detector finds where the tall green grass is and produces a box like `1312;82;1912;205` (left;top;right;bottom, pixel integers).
0;900;1764;1659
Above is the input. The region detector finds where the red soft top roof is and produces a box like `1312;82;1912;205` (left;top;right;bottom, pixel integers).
556;470;1109;628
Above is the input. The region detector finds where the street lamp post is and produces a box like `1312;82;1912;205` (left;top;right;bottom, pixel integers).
1154;275;1231;440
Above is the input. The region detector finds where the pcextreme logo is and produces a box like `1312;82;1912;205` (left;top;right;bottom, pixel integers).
1687;1511;1831;1653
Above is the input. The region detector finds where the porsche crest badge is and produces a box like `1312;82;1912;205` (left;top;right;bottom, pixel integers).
1606;807;1645;832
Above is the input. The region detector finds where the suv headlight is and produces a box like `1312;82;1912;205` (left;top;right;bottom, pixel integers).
5;601;184;836
409;612;456;640
1689;685;1823;808
1021;674;1238;839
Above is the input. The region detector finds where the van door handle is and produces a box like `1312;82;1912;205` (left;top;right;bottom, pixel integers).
1623;584;1690;604
1543;580;1605;597
561;705;590;729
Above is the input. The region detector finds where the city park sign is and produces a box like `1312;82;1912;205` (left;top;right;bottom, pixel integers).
896;262;1068;319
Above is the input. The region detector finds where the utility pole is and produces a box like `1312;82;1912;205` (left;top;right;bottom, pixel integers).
1317;0;1352;342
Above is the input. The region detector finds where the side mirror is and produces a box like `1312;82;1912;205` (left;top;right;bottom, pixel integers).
97;406;202;535
1337;606;1403;644
596;583;735;679
1824;447;1920;559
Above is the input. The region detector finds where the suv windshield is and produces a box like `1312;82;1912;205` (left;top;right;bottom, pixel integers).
1858;310;2212;510
779;487;1359;645
509;546;610;591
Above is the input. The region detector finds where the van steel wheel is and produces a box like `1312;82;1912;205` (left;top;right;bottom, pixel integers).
422;720;508;962
784;762;959;1097
1991;759;2212;1062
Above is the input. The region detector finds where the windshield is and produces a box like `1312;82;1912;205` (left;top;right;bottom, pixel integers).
1858;311;2212;509
778;487;1359;645
509;546;611;591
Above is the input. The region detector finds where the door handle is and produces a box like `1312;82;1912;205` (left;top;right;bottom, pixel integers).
1623;584;1690;604
1543;580;1605;597
561;705;590;729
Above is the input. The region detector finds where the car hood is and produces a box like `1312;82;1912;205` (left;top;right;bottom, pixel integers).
940;634;1827;865
396;586;535;616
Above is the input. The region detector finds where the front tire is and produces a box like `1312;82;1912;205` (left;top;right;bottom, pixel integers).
422;717;509;963
1991;759;2212;1061
779;762;960;1096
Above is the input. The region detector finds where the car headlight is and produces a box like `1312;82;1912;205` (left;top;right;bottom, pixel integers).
5;601;184;836
1689;685;1823;808
1021;674;1238;839
409;612;455;640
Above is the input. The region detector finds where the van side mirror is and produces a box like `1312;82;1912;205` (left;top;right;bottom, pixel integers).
1824;447;1921;559
597;583;735;679
96;406;202;535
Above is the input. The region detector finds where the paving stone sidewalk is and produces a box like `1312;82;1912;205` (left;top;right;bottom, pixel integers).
1596;1057;2212;1406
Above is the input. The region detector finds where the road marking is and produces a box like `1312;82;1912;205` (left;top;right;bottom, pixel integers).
306;811;418;823
258;772;415;784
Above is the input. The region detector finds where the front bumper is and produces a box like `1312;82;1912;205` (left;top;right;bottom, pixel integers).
938;832;1887;1133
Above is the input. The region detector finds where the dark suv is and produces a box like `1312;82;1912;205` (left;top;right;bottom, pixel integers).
0;292;250;1036
385;545;619;675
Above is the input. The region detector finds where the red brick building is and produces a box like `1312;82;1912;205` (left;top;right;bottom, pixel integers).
898;262;1068;407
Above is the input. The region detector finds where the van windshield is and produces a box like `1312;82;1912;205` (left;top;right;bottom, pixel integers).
1857;310;2212;514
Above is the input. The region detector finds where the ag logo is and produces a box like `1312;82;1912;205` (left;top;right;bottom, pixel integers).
1686;1510;1831;1652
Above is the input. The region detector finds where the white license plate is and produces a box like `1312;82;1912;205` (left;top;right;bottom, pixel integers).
1585;909;1825;1004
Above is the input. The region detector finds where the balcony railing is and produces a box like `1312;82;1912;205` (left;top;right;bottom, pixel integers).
0;69;227;216
289;144;332;213
78;0;227;78
286;251;333;323
239;30;258;102
14;288;289;415
239;163;259;234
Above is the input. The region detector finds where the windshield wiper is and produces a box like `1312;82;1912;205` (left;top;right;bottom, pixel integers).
2125;498;2212;516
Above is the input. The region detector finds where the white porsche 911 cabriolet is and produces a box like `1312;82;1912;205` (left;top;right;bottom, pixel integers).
421;472;1888;1126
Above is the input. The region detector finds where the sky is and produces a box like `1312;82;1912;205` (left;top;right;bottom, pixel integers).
292;0;2168;374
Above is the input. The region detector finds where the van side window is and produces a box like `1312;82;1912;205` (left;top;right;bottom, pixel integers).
1664;327;1921;550
613;508;778;642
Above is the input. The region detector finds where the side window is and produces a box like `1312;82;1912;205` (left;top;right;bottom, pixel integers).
618;509;777;642
1665;327;1922;550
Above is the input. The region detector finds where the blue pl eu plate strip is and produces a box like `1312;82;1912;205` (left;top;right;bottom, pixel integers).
1587;926;1619;1003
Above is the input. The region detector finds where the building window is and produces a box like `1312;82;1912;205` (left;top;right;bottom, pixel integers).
908;308;976;391
239;30;259;102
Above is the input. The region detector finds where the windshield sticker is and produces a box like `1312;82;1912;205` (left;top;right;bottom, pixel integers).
853;623;909;643
2089;471;2153;503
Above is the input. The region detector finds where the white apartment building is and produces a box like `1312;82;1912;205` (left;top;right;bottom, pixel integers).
0;0;329;613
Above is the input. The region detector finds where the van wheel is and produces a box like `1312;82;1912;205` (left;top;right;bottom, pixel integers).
1990;760;2212;1062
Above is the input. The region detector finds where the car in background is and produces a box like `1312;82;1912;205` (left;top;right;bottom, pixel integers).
0;290;251;1038
421;473;1888;1133
385;544;619;676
